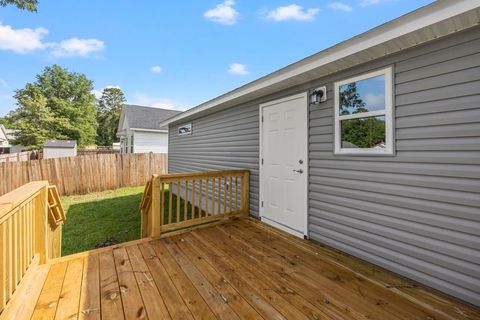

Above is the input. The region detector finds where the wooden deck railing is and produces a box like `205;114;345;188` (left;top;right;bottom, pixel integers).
0;181;65;314
140;170;249;237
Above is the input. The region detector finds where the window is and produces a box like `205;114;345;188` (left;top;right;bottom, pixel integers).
130;135;134;153
334;67;394;155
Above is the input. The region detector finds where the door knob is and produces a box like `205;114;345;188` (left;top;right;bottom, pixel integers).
293;169;304;174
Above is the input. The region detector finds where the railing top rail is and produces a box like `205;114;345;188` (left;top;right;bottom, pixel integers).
0;181;49;221
154;170;249;181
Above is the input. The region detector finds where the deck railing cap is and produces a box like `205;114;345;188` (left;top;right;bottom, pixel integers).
0;181;49;220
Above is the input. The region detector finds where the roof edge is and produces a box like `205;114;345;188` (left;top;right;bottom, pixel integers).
160;0;480;127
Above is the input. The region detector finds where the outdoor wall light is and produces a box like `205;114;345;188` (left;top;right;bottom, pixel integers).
310;86;327;104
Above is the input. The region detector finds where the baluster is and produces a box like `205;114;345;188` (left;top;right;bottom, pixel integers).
234;176;238;211
184;180;188;221
176;182;180;223
192;180;196;219
205;179;209;217
229;176;233;213
199;180;203;218
223;177;227;214
160;182;165;228
168;183;173;225
217;177;221;215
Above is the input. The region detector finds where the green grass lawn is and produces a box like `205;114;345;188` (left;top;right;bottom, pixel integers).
60;185;210;256
61;186;144;256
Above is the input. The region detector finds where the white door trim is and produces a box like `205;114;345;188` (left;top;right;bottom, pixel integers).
259;92;309;238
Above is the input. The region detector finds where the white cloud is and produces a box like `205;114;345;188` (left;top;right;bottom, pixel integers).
363;93;385;109
0;78;9;89
266;4;319;21
360;0;386;7
50;38;105;58
129;94;188;111
92;85;121;99
328;2;353;12
151;66;162;73
0;22;48;54
204;0;239;25
228;63;249;75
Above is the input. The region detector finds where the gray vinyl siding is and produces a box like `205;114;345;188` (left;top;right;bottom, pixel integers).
168;104;261;216
168;26;480;306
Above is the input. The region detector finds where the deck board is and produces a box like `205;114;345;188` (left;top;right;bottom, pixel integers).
78;255;100;320
11;219;480;320
98;251;124;320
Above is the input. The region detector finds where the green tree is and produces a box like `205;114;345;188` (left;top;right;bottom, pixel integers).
7;65;97;149
96;87;125;146
0;0;38;11
339;83;368;115
341;117;385;148
339;82;385;148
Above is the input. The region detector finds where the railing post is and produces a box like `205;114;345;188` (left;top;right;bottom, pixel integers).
241;171;250;217
34;184;48;264
150;175;162;237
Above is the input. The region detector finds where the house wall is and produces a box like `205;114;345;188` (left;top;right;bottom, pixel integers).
43;147;77;159
168;26;480;306
133;131;169;154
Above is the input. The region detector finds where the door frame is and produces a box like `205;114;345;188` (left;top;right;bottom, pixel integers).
259;92;309;238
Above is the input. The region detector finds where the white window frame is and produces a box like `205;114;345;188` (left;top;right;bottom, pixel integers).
334;66;394;155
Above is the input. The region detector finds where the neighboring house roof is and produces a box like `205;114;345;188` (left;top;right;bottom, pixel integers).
160;0;480;127
44;140;77;148
118;104;181;134
5;129;18;141
0;125;7;142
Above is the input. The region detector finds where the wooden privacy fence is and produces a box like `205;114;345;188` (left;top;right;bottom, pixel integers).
0;151;34;164
0;153;168;196
0;181;65;314
140;170;250;237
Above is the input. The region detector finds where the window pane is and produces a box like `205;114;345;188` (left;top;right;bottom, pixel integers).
341;116;386;149
339;75;385;115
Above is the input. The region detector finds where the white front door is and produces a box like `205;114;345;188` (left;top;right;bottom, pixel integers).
260;93;308;238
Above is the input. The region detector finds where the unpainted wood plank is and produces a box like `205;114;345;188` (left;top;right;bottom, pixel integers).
180;233;286;320
198;180;203;218
113;247;147;320
138;242;193;320
0;223;7;310
99;251;125;320
0;257;48;320
218;222;391;319
149;240;215;319
245;219;480;320
168;183;172;224
168;236;263;320
31;261;68;320
79;254;101;320
226;221;437;320
191;180;196;219
192;229;329;320
162;238;243;320
223;178;227;214
125;245;171;319
205;225;340;320
176;183;180;224
54;258;84;320
183;181;188;220
216;178;220;215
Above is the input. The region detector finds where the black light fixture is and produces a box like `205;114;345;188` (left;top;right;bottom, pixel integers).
310;86;327;105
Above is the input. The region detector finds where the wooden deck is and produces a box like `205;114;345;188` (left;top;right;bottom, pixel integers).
4;219;479;320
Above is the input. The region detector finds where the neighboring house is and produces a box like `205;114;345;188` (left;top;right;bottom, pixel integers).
0;125;8;153
0;125;23;154
161;1;480;307
43;140;77;159
117;104;181;154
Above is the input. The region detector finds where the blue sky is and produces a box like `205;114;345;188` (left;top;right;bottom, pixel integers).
0;0;434;116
